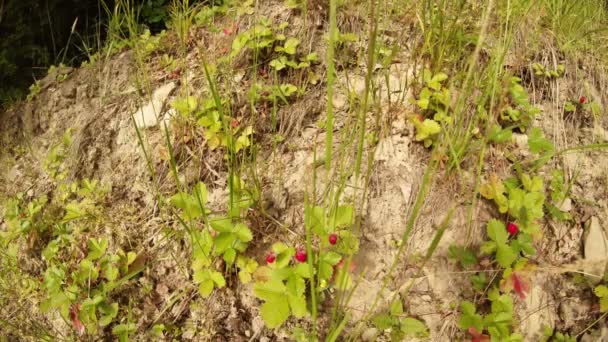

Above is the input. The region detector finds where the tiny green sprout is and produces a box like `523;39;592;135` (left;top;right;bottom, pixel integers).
371;297;429;340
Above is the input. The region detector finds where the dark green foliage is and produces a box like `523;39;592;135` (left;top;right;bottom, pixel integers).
0;0;105;104
0;0;211;106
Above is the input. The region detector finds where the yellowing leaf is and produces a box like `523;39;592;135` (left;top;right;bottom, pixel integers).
413;119;441;142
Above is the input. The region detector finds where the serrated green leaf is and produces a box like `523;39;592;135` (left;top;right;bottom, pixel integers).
273;245;295;269
487;219;508;244
390;299;404;316
214;232;236;254
63;202;88;221
235;223;253;242
496;245;517;268
600;296;608;313
282;37;299;55
269;57;286;71
223;248;237;265
102;262;119;282
198;279;214;297
595;285;608;298
99;302;118;327
209;217;234;232
305;205;325;234
170;192;202;220
239;270;252;283
87;238;108;260
459;301;483;331
286;274;306;297
414;119;441;142
488;125;512;144
321;251;342;265
254;280;286;302
260;299;290;328
294;263;311;278
372;313;395;330
287;294;307;317
331;205;354;229
427;72;448;91
171;96;198;116
528;128;554;154
400;317;428;336
210;270;226;288
318;261;334;281
42;239;60;261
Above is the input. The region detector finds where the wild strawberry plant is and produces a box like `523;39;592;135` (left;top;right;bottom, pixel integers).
41;237;141;335
410;69;450;147
253;242;312;328
252;203;357;328
532;63;565;79
370;297;429;340
171;96;253;152
170;179;258;298
499;76;540;131
459;288;523;341
540;326;576;342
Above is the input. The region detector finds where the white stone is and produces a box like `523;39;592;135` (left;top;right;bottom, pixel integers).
558;198;572;212
512;133;529;149
584;217;608;283
362;328;378;341
132;82;176;128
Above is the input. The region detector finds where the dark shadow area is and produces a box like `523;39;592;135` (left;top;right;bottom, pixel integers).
0;0;175;106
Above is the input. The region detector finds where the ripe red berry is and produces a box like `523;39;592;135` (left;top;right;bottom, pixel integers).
265;253;276;264
231;119;239;128
329;233;338;245
507;222;518;236
295;249;307;263
579;96;587;104
223;27;233;36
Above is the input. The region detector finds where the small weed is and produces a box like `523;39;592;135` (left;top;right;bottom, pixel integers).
532;63;565;79
499;76;541;132
26;81;41;101
410;69;450;147
171;96;253;152
370;298;429;340
541;326;576;342
459;288;523;341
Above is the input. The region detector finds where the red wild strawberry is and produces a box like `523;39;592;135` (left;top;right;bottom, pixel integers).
579;96;587;104
329;233;338;245
223;27;233;36
231;119;239;128
507;222;518;236
265;252;276;264
295;248;307;263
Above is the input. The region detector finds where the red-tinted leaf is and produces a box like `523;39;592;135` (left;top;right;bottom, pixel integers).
69;304;85;336
468;327;490;342
511;272;530;300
